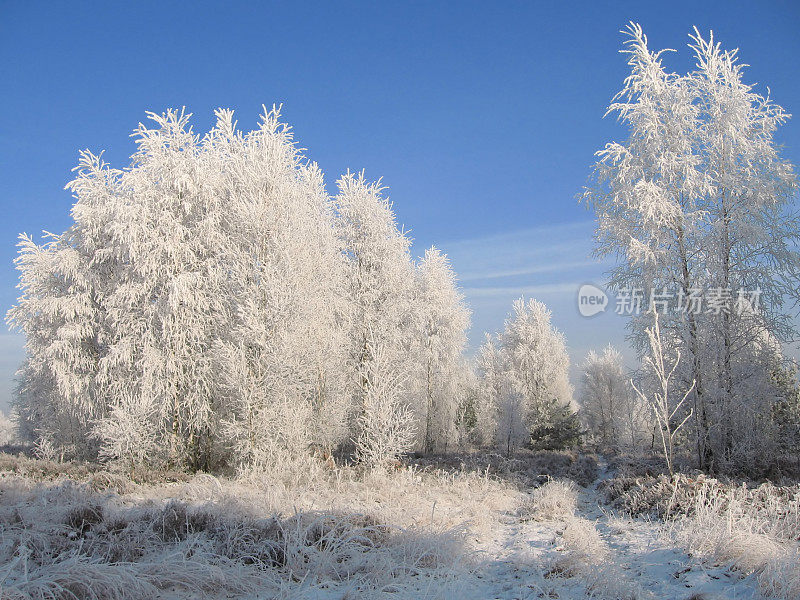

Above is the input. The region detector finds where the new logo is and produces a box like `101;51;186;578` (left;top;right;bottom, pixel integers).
577;284;608;317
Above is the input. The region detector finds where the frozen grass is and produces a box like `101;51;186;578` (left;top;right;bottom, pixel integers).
604;471;800;534
601;469;800;599
519;479;579;521
544;516;647;600
411;449;600;487
514;478;645;599
670;479;800;599
0;458;524;599
6;452;791;599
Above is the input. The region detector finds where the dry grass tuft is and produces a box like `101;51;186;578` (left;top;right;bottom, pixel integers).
520;479;579;521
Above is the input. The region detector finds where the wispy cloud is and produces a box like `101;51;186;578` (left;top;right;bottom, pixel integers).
442;220;595;251
439;220;608;286
463;283;580;298
437;220;630;371
459;260;599;282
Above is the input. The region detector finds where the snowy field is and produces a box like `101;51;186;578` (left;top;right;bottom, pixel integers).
2;451;798;600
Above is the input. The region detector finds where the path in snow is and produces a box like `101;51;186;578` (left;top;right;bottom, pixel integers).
470;462;763;600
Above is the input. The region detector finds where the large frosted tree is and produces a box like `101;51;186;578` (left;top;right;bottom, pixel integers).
208;108;348;471
689;30;798;465
334;171;418;462
582;24;712;466
584;24;799;472
413;246;470;452
8;106;478;472
8;107;348;471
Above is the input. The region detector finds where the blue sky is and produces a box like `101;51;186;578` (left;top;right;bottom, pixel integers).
1;1;799;413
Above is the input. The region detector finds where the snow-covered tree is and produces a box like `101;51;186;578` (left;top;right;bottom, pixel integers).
353;340;416;469
584;24;799;473
771;361;800;460
499;298;574;432
8;107;349;471
688;29;798;464
474;334;504;448
334;172;417;457
208;108;348;470
8;106;479;472
413;246;470;452
453;362;481;450
580;345;648;451
495;390;528;457
91;109;231;470
582;23;712;467
632;311;695;476
8;191;112;459
475;298;576;454
0;411;16;446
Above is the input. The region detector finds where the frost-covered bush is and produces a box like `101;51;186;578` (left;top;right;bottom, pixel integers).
600;473;749;519
603;467;800;586
409;450;599;488
520;479;578;521
669;478;800;599
560;517;608;564
546;516;645;600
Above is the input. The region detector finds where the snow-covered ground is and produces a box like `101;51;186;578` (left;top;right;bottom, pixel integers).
468;464;764;600
1;454;793;600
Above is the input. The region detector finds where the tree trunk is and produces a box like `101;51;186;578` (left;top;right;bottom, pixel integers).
676;223;713;471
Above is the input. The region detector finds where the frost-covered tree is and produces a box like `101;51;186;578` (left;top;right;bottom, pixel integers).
499;298;574;433
8;107;348;471
8;106;477;472
476;298;576;454
413;247;470;452
584;24;799;472
0;411;16;446
353;340;416;469
208;108;348;470
580;345;624;448
771;361;800;460
580;345;648;451
474;334;504;448
453;362;481;450
688;30;798;464
495;390;528;457
91;109;231;470
582;23;712;467
334;172;417;456
632;311;695;476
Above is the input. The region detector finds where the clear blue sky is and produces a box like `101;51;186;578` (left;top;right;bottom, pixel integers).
1;1;799;412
